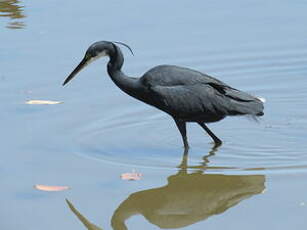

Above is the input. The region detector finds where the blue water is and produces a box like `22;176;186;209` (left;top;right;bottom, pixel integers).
1;0;307;230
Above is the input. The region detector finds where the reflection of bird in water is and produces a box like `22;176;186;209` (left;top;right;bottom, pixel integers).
111;148;265;230
0;0;25;29
63;41;265;148
66;148;265;230
66;199;102;230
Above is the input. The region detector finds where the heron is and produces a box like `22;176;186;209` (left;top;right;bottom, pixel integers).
63;41;264;149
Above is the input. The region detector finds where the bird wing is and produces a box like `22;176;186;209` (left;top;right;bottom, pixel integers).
150;83;264;120
150;84;227;118
141;65;230;88
140;65;263;119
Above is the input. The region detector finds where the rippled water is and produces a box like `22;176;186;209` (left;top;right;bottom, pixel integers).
73;41;307;173
1;0;307;230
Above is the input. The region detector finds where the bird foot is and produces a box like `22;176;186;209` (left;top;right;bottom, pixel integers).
212;140;222;149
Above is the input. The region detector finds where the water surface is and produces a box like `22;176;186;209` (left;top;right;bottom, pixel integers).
1;0;307;230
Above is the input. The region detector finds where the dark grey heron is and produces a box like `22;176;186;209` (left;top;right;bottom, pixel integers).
63;41;265;149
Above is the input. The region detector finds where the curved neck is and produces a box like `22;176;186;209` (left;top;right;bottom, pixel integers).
107;45;140;98
108;44;124;71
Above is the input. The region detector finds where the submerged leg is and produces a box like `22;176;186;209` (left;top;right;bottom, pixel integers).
174;119;189;149
177;147;189;172
198;122;222;147
202;144;220;168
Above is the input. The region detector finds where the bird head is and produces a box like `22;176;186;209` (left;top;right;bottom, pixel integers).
62;41;133;86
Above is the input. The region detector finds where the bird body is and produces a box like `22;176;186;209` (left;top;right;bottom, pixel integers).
138;65;263;122
63;41;264;148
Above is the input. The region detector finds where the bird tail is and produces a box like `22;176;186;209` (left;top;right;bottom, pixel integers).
224;88;265;117
256;96;266;103
236;99;264;117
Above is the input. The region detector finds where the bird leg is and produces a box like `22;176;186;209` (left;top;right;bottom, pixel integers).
174;119;189;149
176;147;189;172
198;122;222;147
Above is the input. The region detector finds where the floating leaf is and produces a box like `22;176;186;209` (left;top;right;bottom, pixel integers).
34;184;70;191
26;100;63;105
121;170;142;181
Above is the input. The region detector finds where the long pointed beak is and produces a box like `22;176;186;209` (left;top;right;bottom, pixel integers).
63;56;89;86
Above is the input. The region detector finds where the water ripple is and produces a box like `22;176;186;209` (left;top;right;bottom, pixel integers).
71;42;307;175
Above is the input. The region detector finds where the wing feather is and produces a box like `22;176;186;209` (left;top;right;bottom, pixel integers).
141;65;264;120
150;83;263;121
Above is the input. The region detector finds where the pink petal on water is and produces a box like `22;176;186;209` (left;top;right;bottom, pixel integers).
121;171;142;181
34;184;70;191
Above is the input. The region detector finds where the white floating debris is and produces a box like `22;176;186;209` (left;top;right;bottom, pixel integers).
300;202;305;206
26;100;63;105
